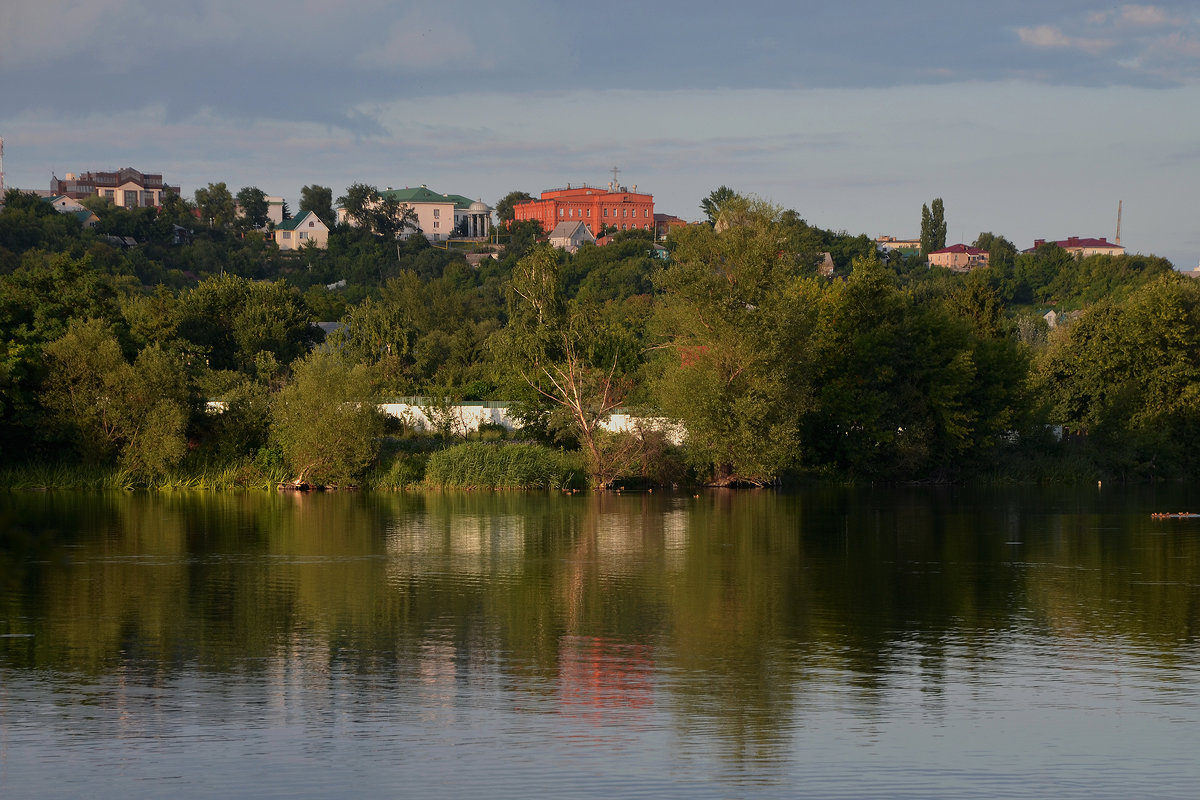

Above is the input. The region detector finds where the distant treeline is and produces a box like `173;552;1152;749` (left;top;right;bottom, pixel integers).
0;187;1189;488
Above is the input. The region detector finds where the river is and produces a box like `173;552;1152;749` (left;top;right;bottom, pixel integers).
1;487;1198;798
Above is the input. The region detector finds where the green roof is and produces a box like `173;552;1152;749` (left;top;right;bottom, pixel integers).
379;186;475;209
275;211;321;231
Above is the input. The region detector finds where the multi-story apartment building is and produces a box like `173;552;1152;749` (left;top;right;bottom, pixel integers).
50;167;180;208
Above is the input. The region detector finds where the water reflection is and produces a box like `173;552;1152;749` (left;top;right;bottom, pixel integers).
2;487;1200;797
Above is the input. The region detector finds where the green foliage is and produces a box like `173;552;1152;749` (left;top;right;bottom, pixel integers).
177;274;317;373
235;186;269;230
494;190;533;224
424;442;584;489
499;244;643;486
270;350;384;485
299;185;335;227
41;320;193;478
920;198;947;256
1037;274;1200;478
337;183;418;238
654;197;818;484
365;447;428;489
804;255;1033;479
194;182;236;230
700;185;738;226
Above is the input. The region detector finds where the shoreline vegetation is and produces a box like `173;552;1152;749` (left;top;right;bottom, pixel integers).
3;187;1199;491
0;437;1113;492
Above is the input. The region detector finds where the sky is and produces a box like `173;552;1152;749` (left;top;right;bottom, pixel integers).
2;0;1199;267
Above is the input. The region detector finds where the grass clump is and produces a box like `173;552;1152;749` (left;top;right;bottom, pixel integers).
424;442;585;490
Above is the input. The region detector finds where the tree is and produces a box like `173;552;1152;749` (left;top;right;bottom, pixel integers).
42;319;192;477
495;190;533;225
235;186;270;230
920;197;947;256
1037;274;1200;477
700;186;738;226
177;274;318;374
299;185;335;227
499;244;641;487
194;182;236;230
655;196;819;484
336;183;417;237
153;189;195;238
271;350;383;486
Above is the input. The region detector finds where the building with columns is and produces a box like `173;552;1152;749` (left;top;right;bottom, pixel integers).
513;180;654;236
337;185;493;241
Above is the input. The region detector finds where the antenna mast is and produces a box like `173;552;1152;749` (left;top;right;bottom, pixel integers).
1116;199;1122;246
0;137;5;197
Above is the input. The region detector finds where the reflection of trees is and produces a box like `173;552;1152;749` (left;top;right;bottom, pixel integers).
4;487;1200;768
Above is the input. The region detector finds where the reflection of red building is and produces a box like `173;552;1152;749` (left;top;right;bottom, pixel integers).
514;183;654;236
558;636;653;723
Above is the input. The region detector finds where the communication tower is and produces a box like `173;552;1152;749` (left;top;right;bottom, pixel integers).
1115;199;1122;246
0;137;5;196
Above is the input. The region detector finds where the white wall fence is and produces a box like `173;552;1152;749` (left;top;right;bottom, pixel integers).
380;400;684;444
206;398;684;444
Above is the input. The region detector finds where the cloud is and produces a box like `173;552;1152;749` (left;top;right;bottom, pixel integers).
356;12;480;70
1117;5;1172;27
1017;25;1115;55
1088;5;1176;27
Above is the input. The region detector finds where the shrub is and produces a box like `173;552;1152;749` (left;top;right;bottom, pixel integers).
424;442;584;490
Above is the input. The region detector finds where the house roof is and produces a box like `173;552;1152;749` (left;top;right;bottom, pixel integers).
275;210;325;231
379;186;476;209
1024;236;1123;253
548;220;595;241
929;244;987;256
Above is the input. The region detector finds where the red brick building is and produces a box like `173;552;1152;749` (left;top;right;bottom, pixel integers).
513;182;654;236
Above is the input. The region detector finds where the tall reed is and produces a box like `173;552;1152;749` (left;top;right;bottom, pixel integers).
424;442;584;490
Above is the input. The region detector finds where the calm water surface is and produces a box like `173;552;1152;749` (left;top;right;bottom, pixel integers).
2;487;1199;798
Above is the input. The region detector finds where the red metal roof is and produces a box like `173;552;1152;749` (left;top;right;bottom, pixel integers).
929;244;986;255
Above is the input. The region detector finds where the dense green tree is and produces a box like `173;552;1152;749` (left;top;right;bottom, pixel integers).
299;185;335;226
271;350;383;486
1037;274;1200;477
655;197;819;484
0;190;85;256
920;198;947;256
700;186;738;226
194;182;236;230
804;255;1029;478
41;319;192;476
177;274;318;374
156;188;195;228
235;186;270;230
338;183;377;230
494;190;534;224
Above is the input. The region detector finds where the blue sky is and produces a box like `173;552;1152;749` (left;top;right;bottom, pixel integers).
2;1;1199;266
